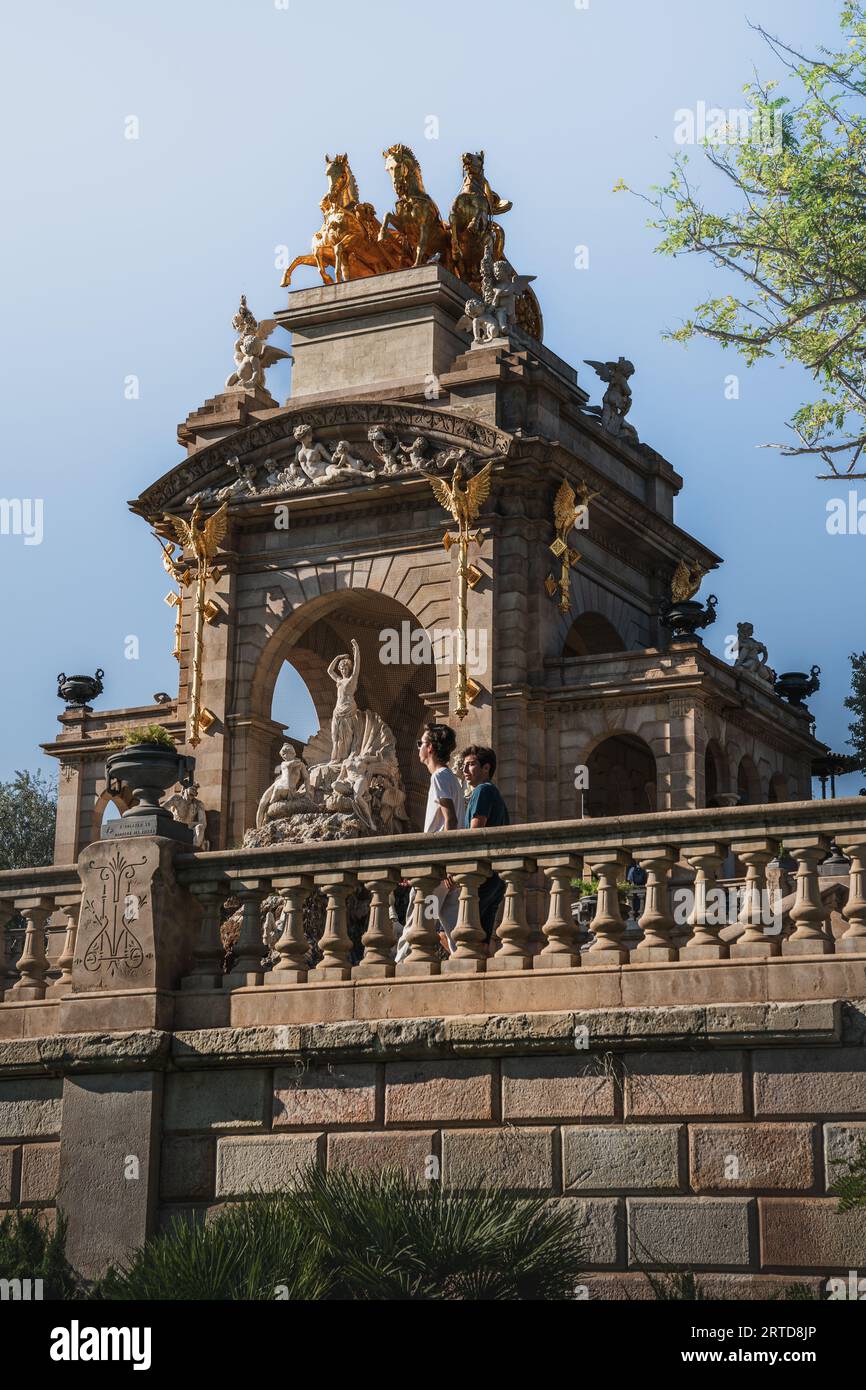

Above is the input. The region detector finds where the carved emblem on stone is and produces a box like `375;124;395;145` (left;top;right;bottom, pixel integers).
80;850;147;977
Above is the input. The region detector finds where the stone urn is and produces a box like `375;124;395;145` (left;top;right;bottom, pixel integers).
774;666;821;707
57;668;104;711
659;595;718;643
104;742;195;841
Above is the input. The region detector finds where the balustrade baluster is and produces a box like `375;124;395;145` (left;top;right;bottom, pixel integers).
839;839;866;952
583;851;630;964
355;871;400;977
680;843;729;959
271;874;314;981
53;894;81;994
489;857;536;970
10;897;53;999
226;879;268;987
782;837;834;956
182;878;229;989
537;854;583;968
442;862;490;972
313;871;357;979
396;865;445;975
730;839;779;957
632;848;678;962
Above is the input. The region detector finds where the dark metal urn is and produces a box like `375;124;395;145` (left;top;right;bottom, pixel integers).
104;743;196;843
57;668;104;711
774;666;821;707
659;594;718;643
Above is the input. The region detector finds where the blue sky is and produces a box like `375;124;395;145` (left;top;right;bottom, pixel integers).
1;0;861;792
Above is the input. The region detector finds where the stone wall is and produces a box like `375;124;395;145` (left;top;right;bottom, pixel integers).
4;1000;866;1295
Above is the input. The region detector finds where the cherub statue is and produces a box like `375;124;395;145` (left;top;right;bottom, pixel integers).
215;456;259;501
255;746;317;827
367;426;404;474
734;621;776;684
584;357;637;440
401;435;434;473
456;296;500;346
480;237;537;335
225;295;290;393
163;782;209;849
327;638;361;766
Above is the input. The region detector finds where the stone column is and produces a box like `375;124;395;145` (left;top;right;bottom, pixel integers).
9;898;52;999
839;839;866;952
632;848;677;962
226;880;268;987
782;838;833;956
355;871;400;978
313;871;357;979
537;854;583;968
584;850;630;964
680;843;728;959
442;863;490;973
182;878;229;989
272;874;314;981
730;839;779;957
488;857;535;970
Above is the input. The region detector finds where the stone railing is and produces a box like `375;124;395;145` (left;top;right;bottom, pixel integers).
169;798;866;985
0;864;82;998
2;799;865;1007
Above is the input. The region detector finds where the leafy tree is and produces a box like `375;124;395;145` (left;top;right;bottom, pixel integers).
0;770;57;870
625;3;866;477
0;1210;81;1300
845;651;866;769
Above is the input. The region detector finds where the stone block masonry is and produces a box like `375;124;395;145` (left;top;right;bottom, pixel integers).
1;998;866;1291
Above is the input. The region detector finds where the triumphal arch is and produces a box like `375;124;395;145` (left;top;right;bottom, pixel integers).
45;147;821;858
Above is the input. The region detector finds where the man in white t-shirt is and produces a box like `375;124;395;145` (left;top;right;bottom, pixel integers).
394;723;465;961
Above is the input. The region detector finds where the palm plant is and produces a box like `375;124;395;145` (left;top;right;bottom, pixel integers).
96;1167;585;1301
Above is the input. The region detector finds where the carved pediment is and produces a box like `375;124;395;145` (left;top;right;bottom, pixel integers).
132;402;514;516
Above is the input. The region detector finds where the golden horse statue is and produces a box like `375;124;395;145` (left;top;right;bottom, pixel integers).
281;153;402;286
448;151;513;289
379;144;452;270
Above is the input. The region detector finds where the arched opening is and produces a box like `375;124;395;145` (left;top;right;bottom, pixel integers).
252;589;437;831
563;612;626;657
585;734;657;817
704;740;726;807
91;786;132;841
737;756;762;806
768;772;790;803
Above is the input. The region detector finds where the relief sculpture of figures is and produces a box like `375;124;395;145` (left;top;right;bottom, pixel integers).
225;294;290;393
293;424;376;486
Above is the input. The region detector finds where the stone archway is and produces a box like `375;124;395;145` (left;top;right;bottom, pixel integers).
704;739;727;807
563;611;626;657
90;786;132;842
248;588;440;831
585;733;657;818
737;755;762;806
768;771;790;803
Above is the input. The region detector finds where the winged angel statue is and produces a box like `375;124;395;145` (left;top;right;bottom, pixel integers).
225;294;290;393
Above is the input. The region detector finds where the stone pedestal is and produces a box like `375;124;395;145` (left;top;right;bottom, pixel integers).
275;265;472;399
74;836;201;995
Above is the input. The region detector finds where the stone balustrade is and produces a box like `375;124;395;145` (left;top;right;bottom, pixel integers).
0;865;83;1000
164;798;866;985
2;800;865;1013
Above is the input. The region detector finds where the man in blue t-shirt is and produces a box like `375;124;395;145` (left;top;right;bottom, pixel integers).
460;745;510;947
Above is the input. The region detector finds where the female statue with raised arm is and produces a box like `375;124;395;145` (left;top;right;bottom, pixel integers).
327;637;361;765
